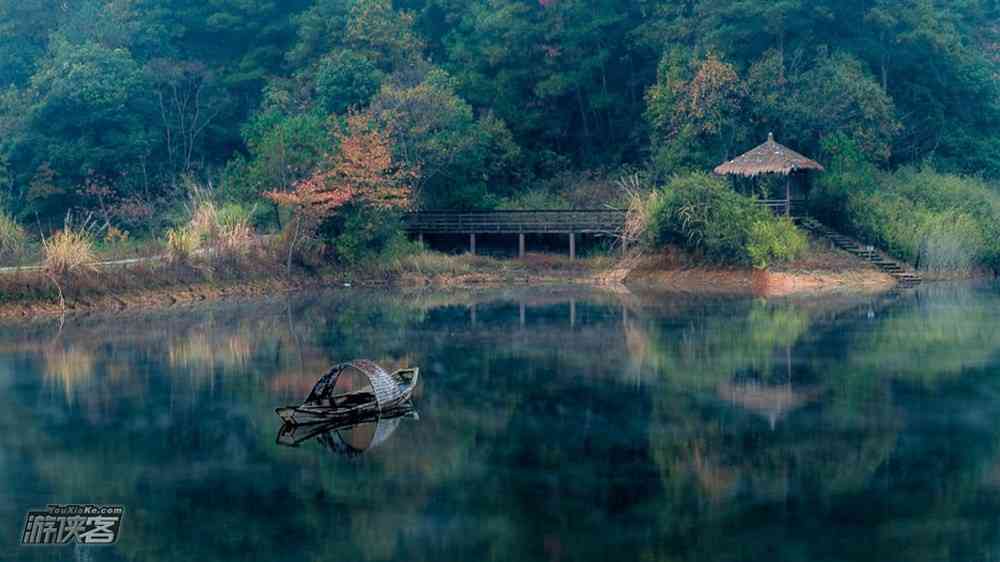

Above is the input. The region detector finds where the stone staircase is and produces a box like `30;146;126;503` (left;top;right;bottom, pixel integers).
797;217;922;288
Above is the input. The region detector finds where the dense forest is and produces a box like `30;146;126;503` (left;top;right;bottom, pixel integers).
0;0;998;272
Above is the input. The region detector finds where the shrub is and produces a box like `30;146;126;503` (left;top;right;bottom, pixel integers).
216;202;254;230
644;172;806;267
809;133;879;225
319;205;408;265
838;165;1000;272
376;237;428;273
747;217;809;269
272;216;325;272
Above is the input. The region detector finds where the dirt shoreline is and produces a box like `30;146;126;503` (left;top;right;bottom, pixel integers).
0;262;608;319
0;256;942;320
621;266;898;297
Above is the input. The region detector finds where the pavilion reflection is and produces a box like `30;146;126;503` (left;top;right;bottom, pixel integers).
717;375;823;430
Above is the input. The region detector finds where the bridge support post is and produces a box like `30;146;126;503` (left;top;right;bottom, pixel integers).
469;233;477;255
518;233;525;258
417;232;424;246
569;232;576;260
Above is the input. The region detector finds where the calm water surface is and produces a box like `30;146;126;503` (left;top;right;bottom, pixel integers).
3;283;1000;561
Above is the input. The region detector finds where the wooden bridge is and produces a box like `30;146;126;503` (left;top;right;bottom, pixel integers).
402;202;806;258
402;209;627;258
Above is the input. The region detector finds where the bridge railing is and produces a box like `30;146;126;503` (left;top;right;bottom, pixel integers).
756;199;808;217
403;199;806;236
402;209;626;234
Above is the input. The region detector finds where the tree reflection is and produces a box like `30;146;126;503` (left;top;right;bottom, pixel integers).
2;284;1000;561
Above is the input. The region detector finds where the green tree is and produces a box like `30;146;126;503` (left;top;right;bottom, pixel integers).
780;51;900;161
221;105;330;209
3;36;151;217
646;53;749;175
0;0;62;87
313;50;384;114
434;0;650;167
367;68;521;208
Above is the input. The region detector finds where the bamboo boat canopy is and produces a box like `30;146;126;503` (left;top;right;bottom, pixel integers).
714;133;825;177
306;360;407;412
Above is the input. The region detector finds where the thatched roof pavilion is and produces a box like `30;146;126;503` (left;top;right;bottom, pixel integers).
714;133;824;215
714;133;824;177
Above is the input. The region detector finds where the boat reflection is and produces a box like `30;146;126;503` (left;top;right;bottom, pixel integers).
276;406;419;457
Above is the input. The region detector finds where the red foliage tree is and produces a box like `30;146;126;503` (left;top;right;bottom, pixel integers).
266;112;418;219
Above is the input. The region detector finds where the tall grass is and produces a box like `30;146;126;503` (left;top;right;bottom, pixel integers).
621;177;658;252
0;211;26;264
168;195;258;263
165;227;199;263
41;214;99;309
218;219;254;256
189;200;220;244
42;215;97;277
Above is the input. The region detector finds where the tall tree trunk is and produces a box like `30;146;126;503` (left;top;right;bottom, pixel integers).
881;52;889;92
576;88;591;160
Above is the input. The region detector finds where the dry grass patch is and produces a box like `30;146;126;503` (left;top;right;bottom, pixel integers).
41;215;100;309
371;251;501;277
42;223;96;277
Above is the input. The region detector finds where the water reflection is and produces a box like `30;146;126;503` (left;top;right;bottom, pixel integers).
2;283;1000;561
277;407;419;457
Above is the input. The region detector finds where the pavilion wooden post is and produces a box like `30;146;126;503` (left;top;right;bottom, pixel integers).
518;233;525;258
569;232;576;259
785;176;791;216
469;233;477;254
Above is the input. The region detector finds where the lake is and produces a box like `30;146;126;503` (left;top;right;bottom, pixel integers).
3;282;1000;561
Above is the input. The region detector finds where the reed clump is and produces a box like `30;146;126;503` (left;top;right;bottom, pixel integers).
42;216;97;278
167;196;258;264
41;214;100;309
0;211;27;264
165;227;199;263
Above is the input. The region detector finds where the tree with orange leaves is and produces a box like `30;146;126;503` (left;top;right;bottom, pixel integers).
266;111;418;220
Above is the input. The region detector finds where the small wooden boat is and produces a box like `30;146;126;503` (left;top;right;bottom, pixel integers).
276;360;419;426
